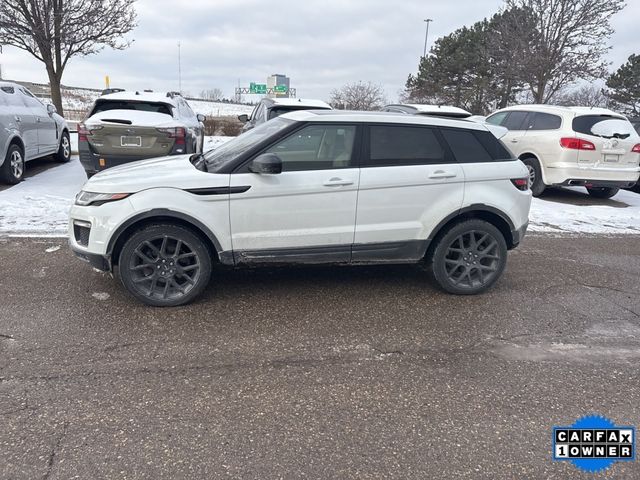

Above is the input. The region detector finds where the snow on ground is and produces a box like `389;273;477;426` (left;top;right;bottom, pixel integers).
529;188;640;234
187;100;253;118
1;143;639;237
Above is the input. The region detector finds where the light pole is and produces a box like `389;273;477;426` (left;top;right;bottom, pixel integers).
423;19;433;58
177;41;182;93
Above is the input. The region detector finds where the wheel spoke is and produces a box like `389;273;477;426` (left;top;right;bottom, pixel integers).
160;236;169;256
144;241;161;257
148;276;158;296
134;248;156;264
162;279;170;299
181;264;199;272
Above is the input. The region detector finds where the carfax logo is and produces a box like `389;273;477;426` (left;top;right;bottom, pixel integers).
553;415;635;473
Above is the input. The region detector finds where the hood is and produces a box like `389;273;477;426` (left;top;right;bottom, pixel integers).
86;109;177;127
84;155;228;193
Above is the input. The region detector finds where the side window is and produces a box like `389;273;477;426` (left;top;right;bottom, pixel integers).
366;125;447;167
473;130;513;161
19;88;44;109
440;129;494;163
531;112;561;130
182;100;196;119
486;112;508;126
2;87;22;107
502;111;531;131
264;124;357;171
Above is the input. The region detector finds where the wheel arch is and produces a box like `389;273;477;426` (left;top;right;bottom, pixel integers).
424;205;516;263
1;136;25;167
107;209;223;267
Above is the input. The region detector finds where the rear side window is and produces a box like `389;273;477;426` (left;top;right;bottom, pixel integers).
531;112;561;130
502;111;531;131
486;112;508;126
367;125;447;166
441;129;496;163
472;130;513;161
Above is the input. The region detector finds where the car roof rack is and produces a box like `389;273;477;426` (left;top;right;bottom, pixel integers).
101;87;126;96
166;91;182;98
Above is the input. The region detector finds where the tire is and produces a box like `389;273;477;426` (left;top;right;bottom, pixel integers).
117;224;212;307
586;187;619;199
55;131;71;162
430;219;508;295
521;157;545;197
0;144;25;184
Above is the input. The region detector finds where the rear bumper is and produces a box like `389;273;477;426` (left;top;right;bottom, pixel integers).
510;221;528;249
557;179;637;188
79;142;187;174
544;162;640;185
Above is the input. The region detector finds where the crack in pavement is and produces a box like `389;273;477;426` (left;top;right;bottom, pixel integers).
43;421;68;480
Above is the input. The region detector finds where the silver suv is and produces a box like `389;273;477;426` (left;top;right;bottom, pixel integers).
0;81;71;184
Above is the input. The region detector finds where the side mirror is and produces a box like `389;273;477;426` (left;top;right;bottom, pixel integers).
238;114;249;123
197;113;206;123
248;153;282;174
47;104;56;115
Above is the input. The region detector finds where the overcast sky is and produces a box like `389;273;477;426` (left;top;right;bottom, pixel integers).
0;0;638;102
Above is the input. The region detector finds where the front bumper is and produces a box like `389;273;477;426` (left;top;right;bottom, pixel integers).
70;241;111;271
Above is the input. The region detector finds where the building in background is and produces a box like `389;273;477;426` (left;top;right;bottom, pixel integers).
267;73;290;98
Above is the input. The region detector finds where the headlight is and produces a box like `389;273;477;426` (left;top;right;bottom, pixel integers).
75;191;130;206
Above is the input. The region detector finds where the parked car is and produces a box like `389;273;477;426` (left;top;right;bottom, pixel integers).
238;98;331;132
79;91;205;177
486;105;640;198
382;104;473;119
0;81;71;184
69;110;532;306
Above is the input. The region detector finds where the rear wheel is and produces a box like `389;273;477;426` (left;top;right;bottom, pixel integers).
0;144;25;184
430;219;508;295
55;131;71;162
586;187;619;199
521;157;545;197
118;224;212;307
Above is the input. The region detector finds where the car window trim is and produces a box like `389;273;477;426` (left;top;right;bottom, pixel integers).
361;123;455;168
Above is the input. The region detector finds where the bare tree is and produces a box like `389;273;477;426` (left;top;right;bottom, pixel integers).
200;88;224;101
506;0;625;103
0;0;137;115
329;81;387;111
554;83;609;107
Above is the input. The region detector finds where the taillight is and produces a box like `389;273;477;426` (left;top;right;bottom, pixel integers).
632;144;640;153
156;127;186;145
560;137;596;151
511;177;529;191
78;124;102;142
78;123;90;142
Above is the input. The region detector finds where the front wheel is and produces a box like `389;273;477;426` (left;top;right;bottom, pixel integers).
586;187;619;199
430;220;508;295
0;144;25;184
118;224;212;307
55;131;71;162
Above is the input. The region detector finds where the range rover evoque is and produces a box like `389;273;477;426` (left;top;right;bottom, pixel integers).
69;110;532;306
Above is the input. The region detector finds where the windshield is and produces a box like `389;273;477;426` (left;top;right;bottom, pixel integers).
204;117;294;171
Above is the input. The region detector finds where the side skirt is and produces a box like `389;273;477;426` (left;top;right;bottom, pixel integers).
222;240;430;266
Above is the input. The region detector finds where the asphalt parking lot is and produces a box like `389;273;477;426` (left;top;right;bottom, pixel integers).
1;235;639;479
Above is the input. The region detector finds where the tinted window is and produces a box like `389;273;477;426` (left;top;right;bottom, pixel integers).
367;125;446;166
92;100;173;116
441;129;493;163
265;124;357;171
502;111;531;130
572;115;635;138
531;112;561;130
486;112;508;126
473;130;513;161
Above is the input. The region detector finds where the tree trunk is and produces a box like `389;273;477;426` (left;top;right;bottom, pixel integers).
48;71;64;117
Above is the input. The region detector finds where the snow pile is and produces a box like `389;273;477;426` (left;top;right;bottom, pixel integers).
529;189;640;234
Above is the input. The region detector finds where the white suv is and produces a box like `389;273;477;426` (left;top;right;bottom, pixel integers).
69;111;532;306
487;105;640;198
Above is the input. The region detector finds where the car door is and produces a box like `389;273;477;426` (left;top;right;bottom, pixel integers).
7;87;38;160
229;123;361;262
498;111;533;156
20;88;58;155
353;124;464;261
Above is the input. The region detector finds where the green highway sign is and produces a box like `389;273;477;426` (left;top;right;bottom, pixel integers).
273;85;288;93
249;82;267;94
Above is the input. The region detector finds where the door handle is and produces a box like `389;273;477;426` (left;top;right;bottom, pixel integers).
323;177;354;187
428;170;457;179
510;139;518;143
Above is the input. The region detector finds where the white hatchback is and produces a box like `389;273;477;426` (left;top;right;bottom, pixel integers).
69;111;532;306
487;105;640;198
